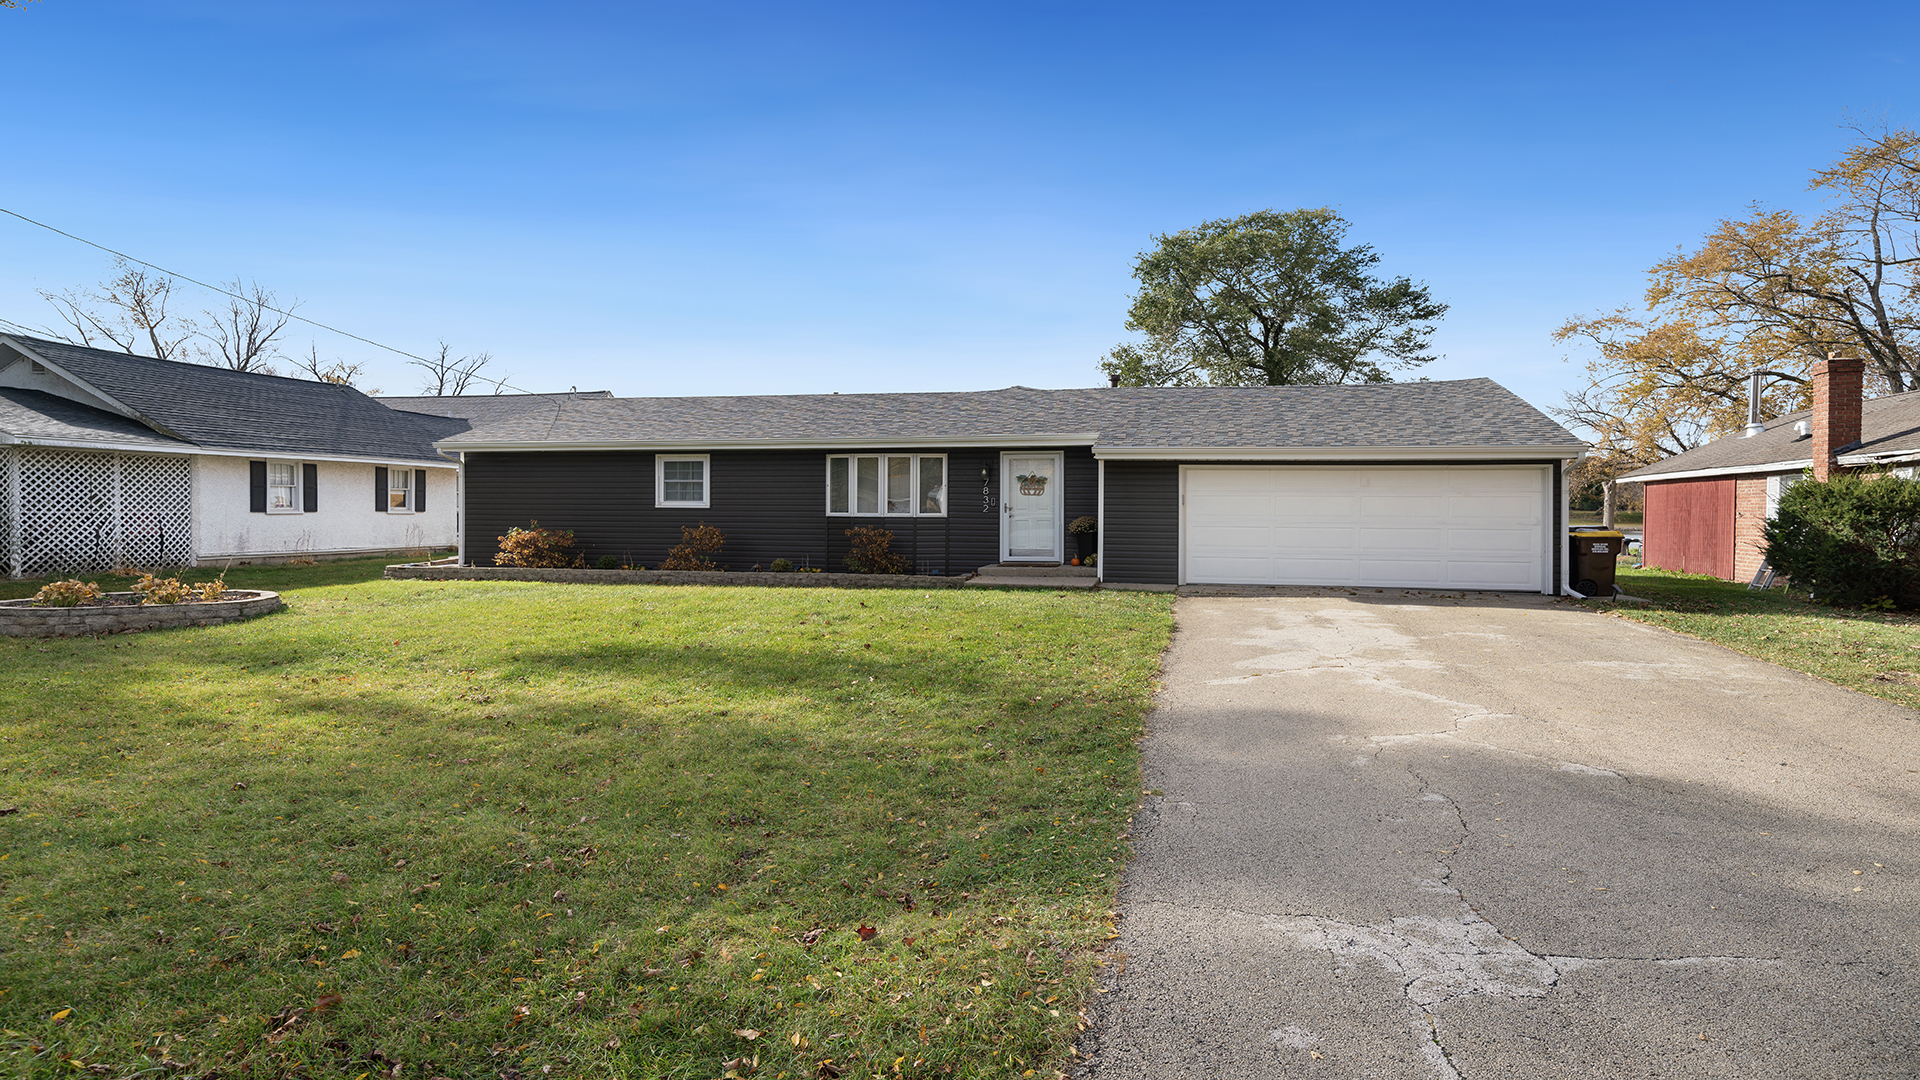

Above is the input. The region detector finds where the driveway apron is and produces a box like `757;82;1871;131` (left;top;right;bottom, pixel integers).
1078;591;1920;1079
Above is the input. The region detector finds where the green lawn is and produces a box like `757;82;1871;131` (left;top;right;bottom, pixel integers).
0;559;1173;1079
1567;510;1643;527
1587;566;1920;712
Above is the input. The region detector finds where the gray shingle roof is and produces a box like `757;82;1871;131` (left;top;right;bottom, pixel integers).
377;392;612;428
436;379;1582;454
0;387;195;450
1621;389;1920;480
2;334;453;464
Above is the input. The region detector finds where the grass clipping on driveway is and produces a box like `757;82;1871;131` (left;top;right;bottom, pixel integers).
0;564;1171;1080
1592;567;1920;711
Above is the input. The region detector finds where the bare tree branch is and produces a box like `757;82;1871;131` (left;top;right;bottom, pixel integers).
197;279;295;373
409;343;507;396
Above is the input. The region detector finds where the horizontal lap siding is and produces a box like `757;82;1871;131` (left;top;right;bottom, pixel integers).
1103;460;1179;584
464;446;1095;574
1643;478;1736;579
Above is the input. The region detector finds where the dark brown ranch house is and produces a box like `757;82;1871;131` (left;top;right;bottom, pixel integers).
431;380;1587;591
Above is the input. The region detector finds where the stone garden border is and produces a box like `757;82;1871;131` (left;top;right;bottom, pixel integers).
384;563;971;589
0;591;285;637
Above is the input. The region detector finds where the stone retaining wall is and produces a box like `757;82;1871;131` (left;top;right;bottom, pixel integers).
0;591;284;637
384;564;970;589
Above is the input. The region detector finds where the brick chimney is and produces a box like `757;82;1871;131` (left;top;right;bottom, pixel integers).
1810;352;1864;481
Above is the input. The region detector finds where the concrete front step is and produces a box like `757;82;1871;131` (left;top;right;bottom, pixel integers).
974;563;1097;578
964;574;1098;589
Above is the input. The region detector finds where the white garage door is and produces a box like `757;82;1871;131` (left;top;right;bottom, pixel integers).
1182;465;1547;590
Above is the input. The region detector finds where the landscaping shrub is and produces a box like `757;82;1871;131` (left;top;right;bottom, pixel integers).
595;554;621;570
661;522;727;570
130;572;191;605
494;521;586;568
191;574;230;603
1068;515;1098;535
1765;471;1920;608
845;525;910;574
769;557;794;572
30;579;102;607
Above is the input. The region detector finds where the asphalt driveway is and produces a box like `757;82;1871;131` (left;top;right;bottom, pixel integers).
1078;590;1920;1079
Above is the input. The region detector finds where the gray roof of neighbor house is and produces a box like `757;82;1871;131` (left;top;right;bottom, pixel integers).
0;387;196;450
377;392;613;429
1621;389;1920;481
436;379;1584;457
0;333;455;464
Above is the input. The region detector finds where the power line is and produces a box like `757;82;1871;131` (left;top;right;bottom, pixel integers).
0;205;540;395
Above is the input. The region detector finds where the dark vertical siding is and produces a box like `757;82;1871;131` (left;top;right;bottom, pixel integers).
464;446;1095;574
1552;459;1563;592
1103;460;1179;585
1643;477;1736;579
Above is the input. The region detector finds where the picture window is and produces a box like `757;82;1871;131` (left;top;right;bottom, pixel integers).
826;454;946;516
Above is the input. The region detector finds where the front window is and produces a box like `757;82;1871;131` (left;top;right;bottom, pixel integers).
657;454;710;508
268;463;298;512
826;454;946;517
389;468;412;512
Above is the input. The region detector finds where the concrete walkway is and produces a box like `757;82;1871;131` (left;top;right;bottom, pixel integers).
1078;590;1920;1079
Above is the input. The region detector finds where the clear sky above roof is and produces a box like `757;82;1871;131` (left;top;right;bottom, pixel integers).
0;1;1914;418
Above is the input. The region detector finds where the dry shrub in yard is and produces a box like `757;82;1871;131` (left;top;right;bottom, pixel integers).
844;525;910;574
661;522;726;570
494;521;586;568
30;579;102;607
129;572;191;605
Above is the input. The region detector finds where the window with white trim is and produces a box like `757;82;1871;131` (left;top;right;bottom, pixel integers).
656;454;710;508
267;462;300;513
825;454;946;516
389;467;413;512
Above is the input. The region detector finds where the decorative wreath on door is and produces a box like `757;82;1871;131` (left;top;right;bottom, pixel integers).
1015;473;1049;496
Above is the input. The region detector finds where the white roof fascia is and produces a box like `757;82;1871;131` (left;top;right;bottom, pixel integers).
1630;459;1813;483
1092;444;1590;461
1840;449;1920;466
437;433;1105;453
0;335;149;424
0;432;454;468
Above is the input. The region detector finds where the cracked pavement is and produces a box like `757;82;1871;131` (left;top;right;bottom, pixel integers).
1077;591;1920;1078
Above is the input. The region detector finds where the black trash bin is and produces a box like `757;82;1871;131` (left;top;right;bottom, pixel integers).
1568;529;1624;597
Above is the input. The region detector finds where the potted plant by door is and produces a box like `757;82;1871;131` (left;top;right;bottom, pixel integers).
1068;515;1098;561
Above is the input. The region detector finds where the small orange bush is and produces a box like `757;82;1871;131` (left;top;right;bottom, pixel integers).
661;523;727;571
495;521;586;568
844;526;909;574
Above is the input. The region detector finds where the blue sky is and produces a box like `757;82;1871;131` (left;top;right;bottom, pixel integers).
0;2;1915;416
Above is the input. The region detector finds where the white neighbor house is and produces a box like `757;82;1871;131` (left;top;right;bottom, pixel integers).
0;333;463;577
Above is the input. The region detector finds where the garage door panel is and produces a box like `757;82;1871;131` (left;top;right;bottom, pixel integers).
1448;495;1540;522
1448;527;1539;553
1447;561;1539;589
1184;466;1546;590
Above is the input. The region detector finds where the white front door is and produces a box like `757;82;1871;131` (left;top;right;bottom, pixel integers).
1001;452;1063;562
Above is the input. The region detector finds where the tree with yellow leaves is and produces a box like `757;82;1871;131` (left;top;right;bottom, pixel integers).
1558;125;1920;485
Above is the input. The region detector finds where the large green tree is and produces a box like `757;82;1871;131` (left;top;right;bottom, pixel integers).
1099;208;1447;386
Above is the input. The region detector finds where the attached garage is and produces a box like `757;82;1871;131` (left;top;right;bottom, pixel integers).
1179;465;1552;590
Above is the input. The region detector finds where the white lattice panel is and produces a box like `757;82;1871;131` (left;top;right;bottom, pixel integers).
10;448;193;577
0;447;13;576
121;454;193;568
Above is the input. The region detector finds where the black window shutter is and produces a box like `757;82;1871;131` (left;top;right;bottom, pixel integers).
302;463;318;513
249;461;267;513
374;466;388;512
415;469;427;512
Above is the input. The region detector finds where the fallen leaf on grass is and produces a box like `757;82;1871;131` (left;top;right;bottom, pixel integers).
856;925;877;942
733;1028;762;1040
330;872;349;885
0;806;18;815
49;1008;71;1023
798;928;827;947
